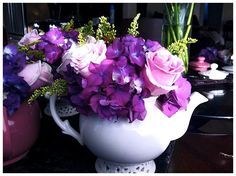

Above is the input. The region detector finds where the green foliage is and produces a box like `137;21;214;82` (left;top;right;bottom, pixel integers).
77;20;95;45
28;79;67;104
18;40;41;52
168;38;197;74
61;18;75;31
128;13;141;37
96;16;116;44
18;40;45;60
167;38;197;56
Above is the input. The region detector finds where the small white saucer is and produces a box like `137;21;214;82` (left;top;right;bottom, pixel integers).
222;66;233;73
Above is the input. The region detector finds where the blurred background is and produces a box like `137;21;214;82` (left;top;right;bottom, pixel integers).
3;3;233;58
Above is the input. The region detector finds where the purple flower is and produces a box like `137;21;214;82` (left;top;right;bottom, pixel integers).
3;93;21;116
3;44;18;56
87;59;114;86
44;44;62;64
106;38;124;59
3;74;30;116
145;39;162;52
199;47;218;63
42;28;65;45
122;35;145;47
3;52;26;74
112;56;136;85
128;43;145;67
129;95;147;122
18;29;41;47
89;85;131;120
63;30;79;42
157;76;191;117
36;41;49;50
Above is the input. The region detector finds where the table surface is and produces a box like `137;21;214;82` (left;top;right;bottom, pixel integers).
3;114;175;173
189;73;233;120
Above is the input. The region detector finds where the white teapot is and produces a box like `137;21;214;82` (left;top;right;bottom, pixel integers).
49;92;208;173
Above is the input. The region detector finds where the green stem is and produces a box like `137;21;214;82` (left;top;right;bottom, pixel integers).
164;4;177;44
186;3;195;25
184;46;189;74
184;3;194;40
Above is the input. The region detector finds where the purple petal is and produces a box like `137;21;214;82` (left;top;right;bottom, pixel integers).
145;39;162;52
43;28;65;45
129;44;145;67
161;101;179;117
4;44;18;55
90;94;100;112
36;41;49;50
45;45;62;64
106;38;123;59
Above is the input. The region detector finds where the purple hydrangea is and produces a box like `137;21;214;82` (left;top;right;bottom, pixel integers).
61;34;191;122
35;27;73;64
157;76;191;117
3;45;30;116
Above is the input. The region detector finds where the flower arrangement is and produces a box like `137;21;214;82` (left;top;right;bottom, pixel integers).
3;23;75;115
4;14;192;122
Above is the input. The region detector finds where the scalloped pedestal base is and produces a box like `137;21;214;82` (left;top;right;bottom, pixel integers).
95;158;156;173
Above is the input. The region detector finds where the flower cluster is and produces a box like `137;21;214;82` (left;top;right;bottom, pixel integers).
58;23;191;121
3;24;78;115
3;44;53;115
4;14;192;122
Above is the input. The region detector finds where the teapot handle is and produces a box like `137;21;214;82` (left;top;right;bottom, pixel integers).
49;95;84;145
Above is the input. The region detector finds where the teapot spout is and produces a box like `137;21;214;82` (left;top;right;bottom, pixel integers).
188;91;209;112
168;91;208;141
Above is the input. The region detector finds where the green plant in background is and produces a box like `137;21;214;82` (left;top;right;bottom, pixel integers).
162;3;196;74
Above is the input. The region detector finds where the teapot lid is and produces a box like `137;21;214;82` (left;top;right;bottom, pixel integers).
198;63;229;80
189;56;210;71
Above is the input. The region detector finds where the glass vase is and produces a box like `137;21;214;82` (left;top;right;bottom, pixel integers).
162;3;195;74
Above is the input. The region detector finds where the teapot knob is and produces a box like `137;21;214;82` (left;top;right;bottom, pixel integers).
210;63;218;70
197;56;205;63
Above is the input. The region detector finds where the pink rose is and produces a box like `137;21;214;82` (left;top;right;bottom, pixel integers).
18;29;41;48
142;47;184;95
18;61;53;91
59;37;107;77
